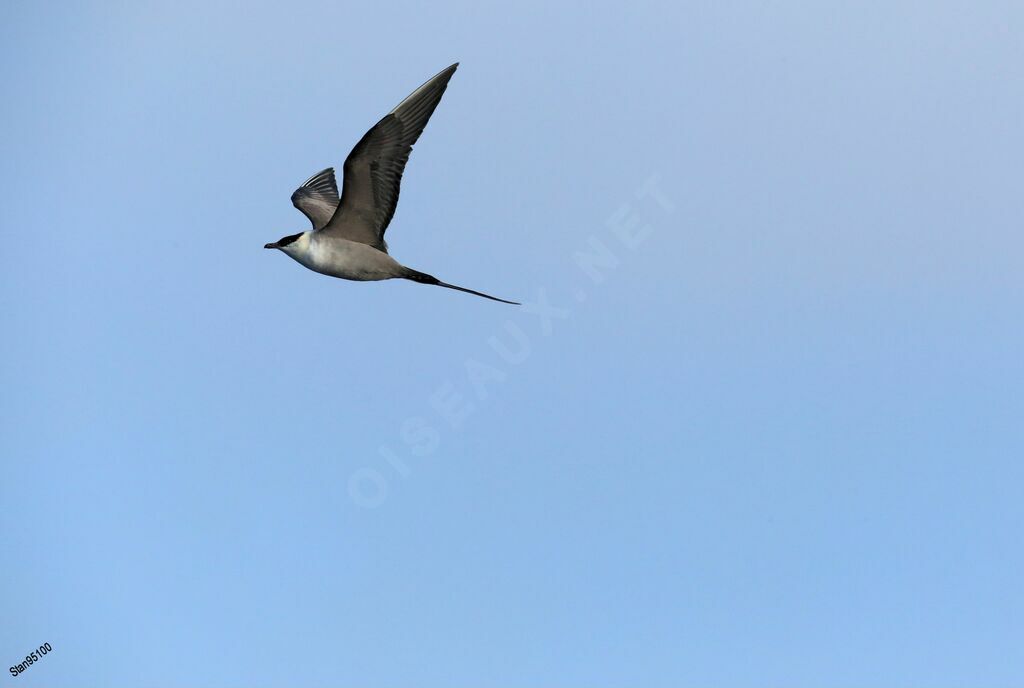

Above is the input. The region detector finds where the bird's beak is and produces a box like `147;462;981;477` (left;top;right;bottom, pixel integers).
264;243;278;249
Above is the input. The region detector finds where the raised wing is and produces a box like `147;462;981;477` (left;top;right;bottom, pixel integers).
320;63;458;252
291;167;339;231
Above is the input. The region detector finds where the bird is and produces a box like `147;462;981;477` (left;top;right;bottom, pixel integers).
264;63;519;305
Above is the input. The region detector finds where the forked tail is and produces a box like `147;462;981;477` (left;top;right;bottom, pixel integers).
403;268;519;305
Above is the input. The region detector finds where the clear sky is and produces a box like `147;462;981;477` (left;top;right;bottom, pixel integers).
2;1;1022;686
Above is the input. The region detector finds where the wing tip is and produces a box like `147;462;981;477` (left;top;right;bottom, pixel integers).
301;166;336;186
436;62;458;80
433;62;458;83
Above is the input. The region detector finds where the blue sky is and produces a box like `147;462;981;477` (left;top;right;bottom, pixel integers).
2;1;1022;685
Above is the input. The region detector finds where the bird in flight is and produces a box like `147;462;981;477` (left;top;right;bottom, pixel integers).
265;63;518;305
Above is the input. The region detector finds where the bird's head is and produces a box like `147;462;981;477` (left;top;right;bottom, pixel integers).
264;232;306;253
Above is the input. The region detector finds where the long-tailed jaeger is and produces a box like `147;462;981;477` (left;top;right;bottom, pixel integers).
264;63;518;305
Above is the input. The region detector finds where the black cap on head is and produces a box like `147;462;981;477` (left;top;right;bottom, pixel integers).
264;232;303;249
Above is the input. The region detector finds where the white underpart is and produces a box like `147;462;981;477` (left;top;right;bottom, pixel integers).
280;232;406;282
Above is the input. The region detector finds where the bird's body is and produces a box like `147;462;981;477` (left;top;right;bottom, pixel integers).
280;232;404;282
265;63;518;305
